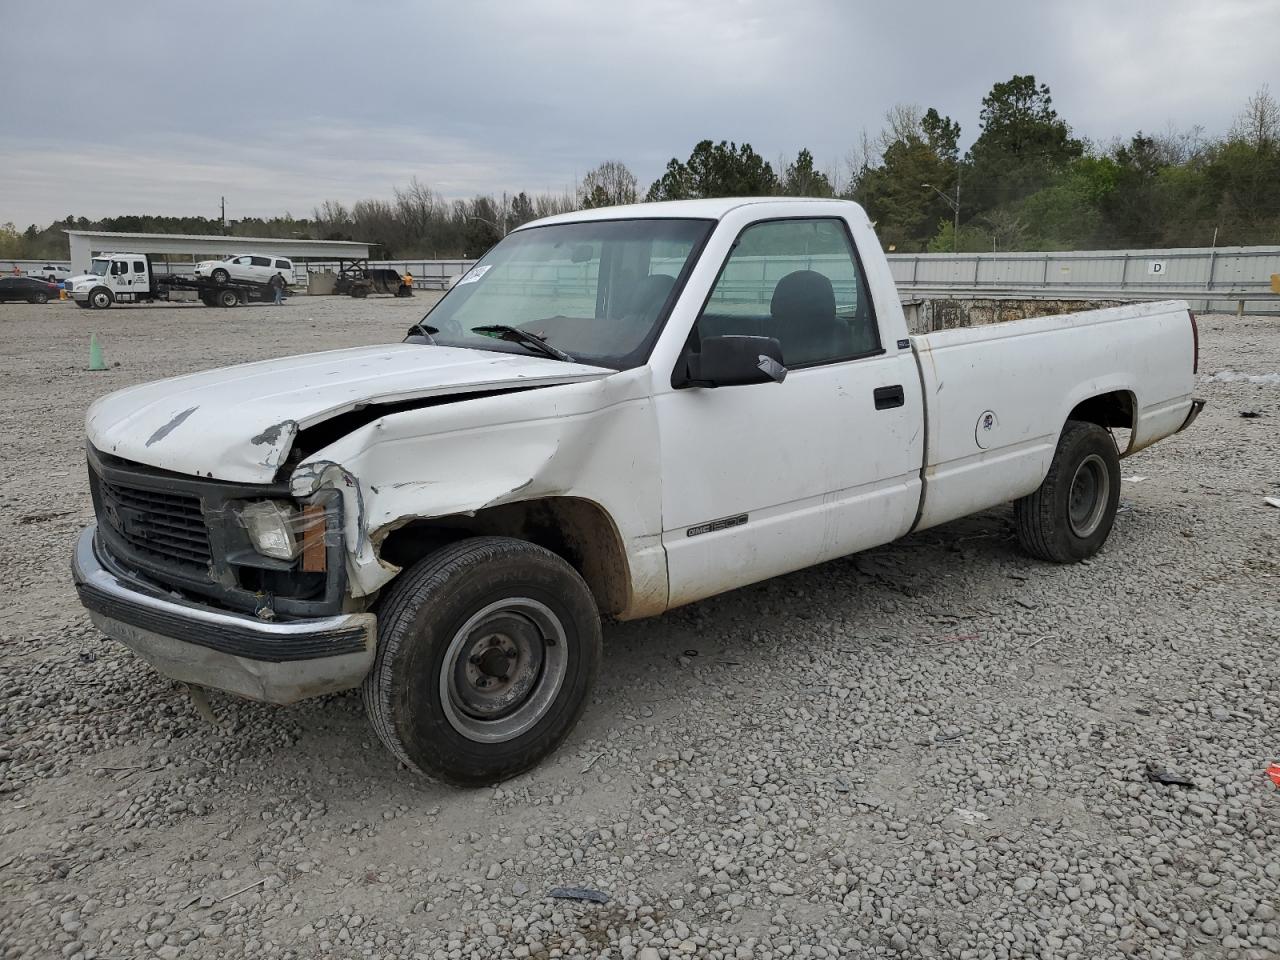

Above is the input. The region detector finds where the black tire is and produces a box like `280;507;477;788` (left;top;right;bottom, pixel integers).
351;287;368;299
31;292;49;304
210;268;230;284
364;537;601;786
216;288;240;308
1014;420;1121;563
88;287;113;310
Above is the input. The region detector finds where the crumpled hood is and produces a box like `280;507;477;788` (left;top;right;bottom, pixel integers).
86;344;613;483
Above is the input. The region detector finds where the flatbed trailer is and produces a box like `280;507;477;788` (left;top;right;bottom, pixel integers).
67;253;284;309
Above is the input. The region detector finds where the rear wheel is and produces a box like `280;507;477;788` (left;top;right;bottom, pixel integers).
1014;420;1121;563
363;537;601;785
215;288;240;308
31;292;49;304
88;288;113;310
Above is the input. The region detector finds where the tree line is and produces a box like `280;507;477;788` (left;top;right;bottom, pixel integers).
3;77;1276;261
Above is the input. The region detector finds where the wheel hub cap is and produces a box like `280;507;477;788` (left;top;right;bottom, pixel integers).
1068;453;1109;538
440;598;567;743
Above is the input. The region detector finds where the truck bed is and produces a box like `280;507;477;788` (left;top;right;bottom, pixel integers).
911;299;1198;531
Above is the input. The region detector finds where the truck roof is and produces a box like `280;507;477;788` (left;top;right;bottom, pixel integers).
523;197;864;230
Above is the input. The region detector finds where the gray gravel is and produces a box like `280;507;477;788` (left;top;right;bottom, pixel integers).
1;297;1278;960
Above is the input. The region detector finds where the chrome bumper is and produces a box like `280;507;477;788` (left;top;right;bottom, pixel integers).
72;526;375;704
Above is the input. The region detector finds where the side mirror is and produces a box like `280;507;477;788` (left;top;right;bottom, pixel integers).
692;335;787;387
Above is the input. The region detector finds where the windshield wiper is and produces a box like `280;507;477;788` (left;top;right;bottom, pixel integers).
470;325;576;363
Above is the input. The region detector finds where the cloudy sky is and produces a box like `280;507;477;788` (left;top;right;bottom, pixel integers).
0;0;1273;227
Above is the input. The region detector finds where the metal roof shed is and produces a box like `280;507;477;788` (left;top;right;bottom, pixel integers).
64;230;370;273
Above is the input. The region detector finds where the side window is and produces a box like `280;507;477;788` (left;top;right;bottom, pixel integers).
233;256;250;265
133;261;145;273
250;256;271;267
110;261;125;276
696;218;880;368
274;259;290;270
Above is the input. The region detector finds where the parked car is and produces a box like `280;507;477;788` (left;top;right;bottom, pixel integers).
73;198;1203;785
194;254;294;285
0;276;60;303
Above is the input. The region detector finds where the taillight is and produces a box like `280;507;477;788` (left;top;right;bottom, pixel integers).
1188;310;1199;375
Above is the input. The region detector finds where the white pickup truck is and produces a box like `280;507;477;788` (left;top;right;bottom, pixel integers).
73;198;1203;784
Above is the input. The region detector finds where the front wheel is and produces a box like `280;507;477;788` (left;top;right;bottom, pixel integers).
88;288;113;309
364;537;601;786
1014;420;1121;563
210;268;230;284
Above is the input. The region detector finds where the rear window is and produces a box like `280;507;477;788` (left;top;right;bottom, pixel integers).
274;259;290;269
133;261;145;273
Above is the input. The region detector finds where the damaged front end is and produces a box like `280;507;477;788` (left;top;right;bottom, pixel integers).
86;445;348;619
73;446;376;704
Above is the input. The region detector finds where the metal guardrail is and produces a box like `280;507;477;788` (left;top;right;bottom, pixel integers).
889;246;1280;315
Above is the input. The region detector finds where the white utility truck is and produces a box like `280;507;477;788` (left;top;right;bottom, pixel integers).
67;253;288;309
72;199;1203;784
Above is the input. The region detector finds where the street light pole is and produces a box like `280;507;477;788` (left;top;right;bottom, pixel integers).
468;215;508;238
922;178;961;253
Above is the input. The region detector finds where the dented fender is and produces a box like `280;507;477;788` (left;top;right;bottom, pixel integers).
286;370;669;609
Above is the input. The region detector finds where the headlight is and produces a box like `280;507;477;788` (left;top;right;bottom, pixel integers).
236;499;330;569
238;500;301;560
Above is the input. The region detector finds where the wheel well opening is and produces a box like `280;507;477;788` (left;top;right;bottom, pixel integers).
1068;391;1135;453
376;497;631;617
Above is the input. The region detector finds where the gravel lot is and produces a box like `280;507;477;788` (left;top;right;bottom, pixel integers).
1;296;1277;960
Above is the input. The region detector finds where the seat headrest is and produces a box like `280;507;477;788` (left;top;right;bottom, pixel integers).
625;273;676;317
770;270;835;323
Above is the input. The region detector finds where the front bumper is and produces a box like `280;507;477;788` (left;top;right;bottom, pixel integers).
72;526;375;704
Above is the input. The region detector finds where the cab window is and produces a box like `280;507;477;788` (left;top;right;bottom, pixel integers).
695;218;880;368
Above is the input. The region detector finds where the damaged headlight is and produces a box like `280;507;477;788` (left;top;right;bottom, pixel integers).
236;500;329;571
238;500;300;560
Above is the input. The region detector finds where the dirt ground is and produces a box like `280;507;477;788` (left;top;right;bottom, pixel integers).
1;296;1277;960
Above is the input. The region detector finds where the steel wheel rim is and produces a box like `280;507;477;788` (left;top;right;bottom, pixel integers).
439;597;567;743
1068;453;1109;538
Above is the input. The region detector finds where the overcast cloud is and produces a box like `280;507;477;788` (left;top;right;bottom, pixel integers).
0;0;1274;226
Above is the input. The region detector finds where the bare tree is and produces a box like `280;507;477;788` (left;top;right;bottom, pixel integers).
880;103;924;152
1229;84;1279;150
579;160;638;208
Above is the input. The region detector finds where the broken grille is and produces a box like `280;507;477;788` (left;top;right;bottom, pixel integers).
95;473;213;573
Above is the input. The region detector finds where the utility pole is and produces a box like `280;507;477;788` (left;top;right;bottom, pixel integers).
220;196;227;234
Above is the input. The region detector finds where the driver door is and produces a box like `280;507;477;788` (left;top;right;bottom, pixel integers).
655;216;923;608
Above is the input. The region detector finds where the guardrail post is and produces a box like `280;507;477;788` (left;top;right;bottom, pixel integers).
1119;253;1129;290
1042;255;1050;283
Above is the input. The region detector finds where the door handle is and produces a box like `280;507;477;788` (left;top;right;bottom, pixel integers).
873;385;905;410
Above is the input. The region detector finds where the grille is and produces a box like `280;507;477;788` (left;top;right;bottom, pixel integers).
96;474;212;572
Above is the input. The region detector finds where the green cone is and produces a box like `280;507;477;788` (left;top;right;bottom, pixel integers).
88;333;106;371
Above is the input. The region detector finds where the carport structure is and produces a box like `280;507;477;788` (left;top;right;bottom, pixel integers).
65;230;370;275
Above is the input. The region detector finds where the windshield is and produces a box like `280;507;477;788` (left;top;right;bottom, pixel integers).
420;218;713;369
89;258;110;276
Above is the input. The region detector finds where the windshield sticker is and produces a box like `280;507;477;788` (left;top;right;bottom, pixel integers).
456;264;492;286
